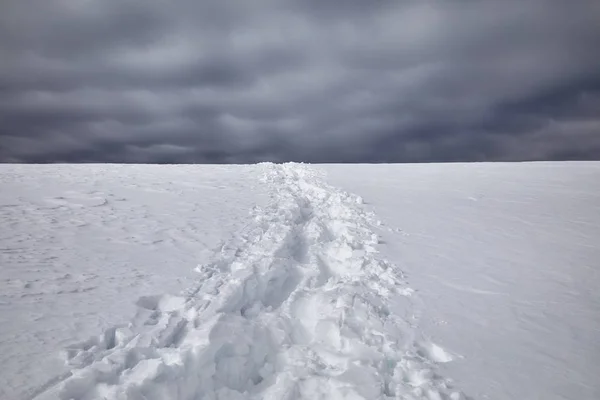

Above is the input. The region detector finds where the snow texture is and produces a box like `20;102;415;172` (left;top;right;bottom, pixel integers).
324;162;600;400
1;162;599;400
0;164;268;400
18;163;459;400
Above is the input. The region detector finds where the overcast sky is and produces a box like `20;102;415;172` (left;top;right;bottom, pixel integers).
1;0;599;163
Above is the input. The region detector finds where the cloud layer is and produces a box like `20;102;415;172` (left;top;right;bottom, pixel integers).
1;0;599;163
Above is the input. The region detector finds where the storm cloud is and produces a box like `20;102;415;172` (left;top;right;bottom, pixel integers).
1;0;599;163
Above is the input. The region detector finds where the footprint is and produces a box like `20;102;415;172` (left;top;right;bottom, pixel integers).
136;294;187;312
417;341;455;363
44;192;108;208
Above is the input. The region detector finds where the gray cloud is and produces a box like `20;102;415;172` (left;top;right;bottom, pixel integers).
1;0;599;163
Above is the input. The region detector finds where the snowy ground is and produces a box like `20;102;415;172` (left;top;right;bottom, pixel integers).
0;165;269;399
1;162;599;400
324;163;600;400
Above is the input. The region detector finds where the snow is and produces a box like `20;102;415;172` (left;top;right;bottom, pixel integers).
1;162;599;400
324;162;600;400
0;164;269;399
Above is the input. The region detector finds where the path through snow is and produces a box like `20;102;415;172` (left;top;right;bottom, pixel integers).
33;163;463;400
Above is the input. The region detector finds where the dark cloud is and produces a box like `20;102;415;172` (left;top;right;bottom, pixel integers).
1;0;600;163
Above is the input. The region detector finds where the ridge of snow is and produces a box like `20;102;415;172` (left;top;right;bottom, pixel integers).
32;163;463;400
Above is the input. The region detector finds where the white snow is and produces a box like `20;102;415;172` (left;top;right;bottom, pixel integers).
1;162;599;400
0;164;269;399
324;162;600;400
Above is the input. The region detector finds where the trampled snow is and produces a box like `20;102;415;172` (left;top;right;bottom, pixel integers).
1;162;599;400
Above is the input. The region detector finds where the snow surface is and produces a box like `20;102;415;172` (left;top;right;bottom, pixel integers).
0;164;269;399
1;162;599;400
324;163;600;400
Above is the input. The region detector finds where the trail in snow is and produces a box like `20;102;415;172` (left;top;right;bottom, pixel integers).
33;163;463;400
0;164;264;400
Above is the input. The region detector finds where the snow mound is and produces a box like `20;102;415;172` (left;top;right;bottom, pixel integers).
33;163;463;400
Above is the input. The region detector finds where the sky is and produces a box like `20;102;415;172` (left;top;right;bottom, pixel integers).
1;0;599;164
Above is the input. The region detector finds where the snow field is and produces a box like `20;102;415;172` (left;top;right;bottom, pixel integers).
33;163;462;400
6;161;597;400
324;162;600;400
0;164;268;400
